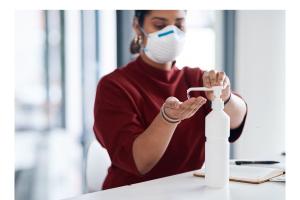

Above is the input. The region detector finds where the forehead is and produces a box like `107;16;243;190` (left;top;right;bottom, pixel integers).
146;10;186;20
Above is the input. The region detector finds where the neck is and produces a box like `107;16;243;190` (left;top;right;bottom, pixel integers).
140;52;173;71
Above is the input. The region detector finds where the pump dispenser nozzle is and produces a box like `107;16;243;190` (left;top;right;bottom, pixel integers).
187;86;224;110
187;86;223;99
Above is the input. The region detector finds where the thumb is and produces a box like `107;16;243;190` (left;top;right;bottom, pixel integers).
164;96;181;109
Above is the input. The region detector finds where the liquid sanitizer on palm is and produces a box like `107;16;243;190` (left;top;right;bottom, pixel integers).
187;86;230;188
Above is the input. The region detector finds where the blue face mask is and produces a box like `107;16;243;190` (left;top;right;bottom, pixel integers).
140;25;186;64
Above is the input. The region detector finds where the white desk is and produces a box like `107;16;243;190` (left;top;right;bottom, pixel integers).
64;169;285;200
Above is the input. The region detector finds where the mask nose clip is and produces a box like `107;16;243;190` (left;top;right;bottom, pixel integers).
158;30;175;38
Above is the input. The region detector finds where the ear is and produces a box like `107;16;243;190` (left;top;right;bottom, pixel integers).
133;17;143;36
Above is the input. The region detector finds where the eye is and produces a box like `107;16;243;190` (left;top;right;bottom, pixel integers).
154;24;166;30
176;24;185;31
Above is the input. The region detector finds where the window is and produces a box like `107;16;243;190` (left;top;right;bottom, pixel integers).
176;11;216;71
15;11;66;132
15;11;47;131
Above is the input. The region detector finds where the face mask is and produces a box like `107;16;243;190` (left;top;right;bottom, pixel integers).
140;25;186;64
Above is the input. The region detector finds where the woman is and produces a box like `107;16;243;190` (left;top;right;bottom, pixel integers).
93;10;247;190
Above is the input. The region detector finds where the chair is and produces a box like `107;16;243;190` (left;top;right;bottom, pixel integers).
86;140;111;192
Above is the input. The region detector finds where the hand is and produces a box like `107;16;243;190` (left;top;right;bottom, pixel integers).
202;70;231;101
163;96;207;121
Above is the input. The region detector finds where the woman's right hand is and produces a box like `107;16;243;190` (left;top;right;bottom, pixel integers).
163;96;207;121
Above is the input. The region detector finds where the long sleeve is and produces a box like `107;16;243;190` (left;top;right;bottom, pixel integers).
229;93;248;143
93;76;144;176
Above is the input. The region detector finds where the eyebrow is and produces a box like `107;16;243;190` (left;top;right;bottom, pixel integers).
151;17;185;21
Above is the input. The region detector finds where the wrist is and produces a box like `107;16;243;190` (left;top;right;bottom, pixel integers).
224;92;232;106
160;104;181;124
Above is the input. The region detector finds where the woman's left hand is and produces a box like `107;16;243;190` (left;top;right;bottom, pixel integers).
202;70;231;101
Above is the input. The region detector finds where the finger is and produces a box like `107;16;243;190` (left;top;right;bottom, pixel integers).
208;70;217;87
191;98;207;115
223;76;230;89
180;97;197;108
181;103;197;118
178;97;197;117
217;72;225;86
202;71;211;88
185;97;202;116
185;97;203;117
185;97;207;118
221;77;231;100
184;96;206;117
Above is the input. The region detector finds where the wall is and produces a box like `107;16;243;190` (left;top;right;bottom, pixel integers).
234;11;285;159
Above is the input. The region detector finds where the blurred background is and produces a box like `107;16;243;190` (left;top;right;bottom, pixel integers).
15;10;285;200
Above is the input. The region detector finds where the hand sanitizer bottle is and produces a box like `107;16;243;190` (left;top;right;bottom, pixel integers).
187;86;230;188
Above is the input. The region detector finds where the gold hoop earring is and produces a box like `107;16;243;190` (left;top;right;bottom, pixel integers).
134;35;138;44
134;35;142;45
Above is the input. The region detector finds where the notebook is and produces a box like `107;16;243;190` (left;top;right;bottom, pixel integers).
194;165;285;184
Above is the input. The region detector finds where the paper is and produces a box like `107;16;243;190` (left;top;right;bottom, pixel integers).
194;165;285;184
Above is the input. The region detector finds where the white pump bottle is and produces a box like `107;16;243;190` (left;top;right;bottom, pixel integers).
187;86;230;188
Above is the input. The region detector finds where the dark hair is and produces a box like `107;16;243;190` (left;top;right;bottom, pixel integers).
130;10;151;54
134;10;151;27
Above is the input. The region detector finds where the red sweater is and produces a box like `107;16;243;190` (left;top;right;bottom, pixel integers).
93;56;246;190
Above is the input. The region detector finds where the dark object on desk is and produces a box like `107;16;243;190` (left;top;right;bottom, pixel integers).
235;161;280;165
